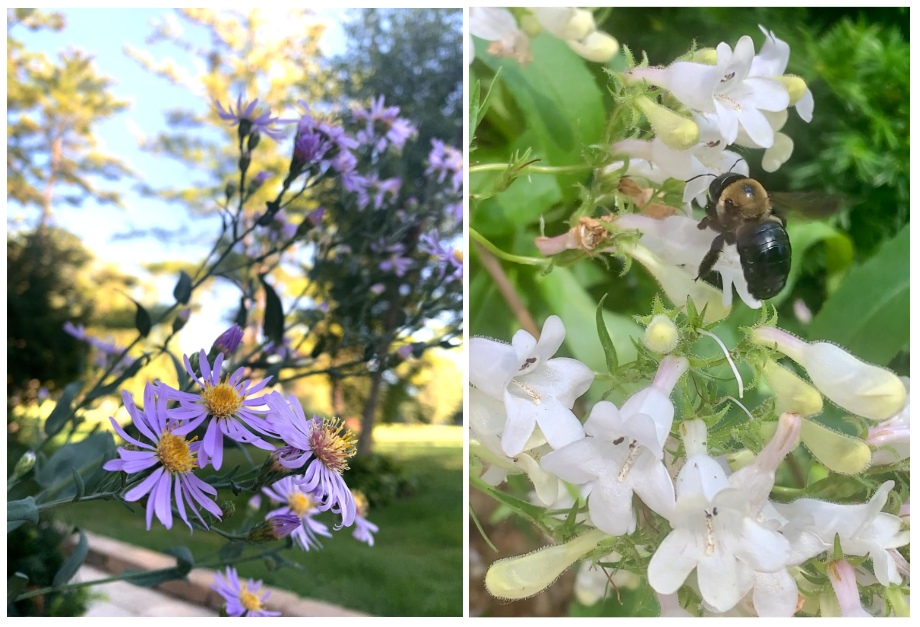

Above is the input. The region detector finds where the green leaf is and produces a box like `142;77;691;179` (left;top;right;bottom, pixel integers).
8;497;39;526
476;66;502;129
121;567;187;588
173;270;192;304
772;221;854;306
133;299;152;337
71;468;85;501
475;34;605;203
260;275;284;345
44;380;82;437
35;432;115;488
809;224;909;365
53;528;88;586
537;267;642;373
469;75;481;150
8;573;29;601
164;546;195;576
165;349;189;389
595;294;618;374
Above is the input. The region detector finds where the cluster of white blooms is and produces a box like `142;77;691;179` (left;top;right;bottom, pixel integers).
615;26;812;209
471;317;910;617
470;7;618;65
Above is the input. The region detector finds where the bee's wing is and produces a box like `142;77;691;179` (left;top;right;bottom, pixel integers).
770;191;842;219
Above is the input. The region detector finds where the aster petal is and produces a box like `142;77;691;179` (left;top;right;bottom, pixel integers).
125;466;165;502
184;353;205;387
173;474;192;531
153;469;173;529
199;349;212;383
108;416;153;449
205;418;224;470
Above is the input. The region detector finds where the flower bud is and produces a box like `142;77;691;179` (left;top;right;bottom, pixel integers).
529;8;594;41
13;451;36;478
827;559;870;617
485;529;607;600
220;501;236;519
247;130;261;151
691;48;718;64
761;359;823;417
644;315;679;354
172;308;191;334
224;181;236;201
636;97;699;151
751;326;906;421
652;354;689;394
239;151;251;172
211;324;243;358
774;75;808;105
247;514;301;543
567;31;619;63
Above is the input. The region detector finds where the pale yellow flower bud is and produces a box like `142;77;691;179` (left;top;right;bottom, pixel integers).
636;97;699;151
567;31;619;63
751;327;906;421
485;529;608;600
774;75;808;105
644;315;679;354
761;359;824;417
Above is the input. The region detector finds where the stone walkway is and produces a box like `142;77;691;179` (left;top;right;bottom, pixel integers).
79;564;217;617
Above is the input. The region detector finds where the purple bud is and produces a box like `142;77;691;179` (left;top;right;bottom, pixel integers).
268;513;301;539
308;207;325;225
173;307;191;333
397;345;413;360
252;170;272;186
211;324;243;357
37;387;49;403
370;283;385;296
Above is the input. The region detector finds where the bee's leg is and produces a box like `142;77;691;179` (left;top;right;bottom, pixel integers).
697;201;720;230
695;233;728;281
697;215;714;230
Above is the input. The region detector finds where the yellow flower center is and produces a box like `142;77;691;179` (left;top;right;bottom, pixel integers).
287;491;314;517
309;417;356;475
239;585;263;612
353;491;369;518
157;431;197;474
452;248;463;264
202;376;245;419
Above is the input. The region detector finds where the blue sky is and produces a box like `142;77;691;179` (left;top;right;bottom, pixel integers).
10;9;348;353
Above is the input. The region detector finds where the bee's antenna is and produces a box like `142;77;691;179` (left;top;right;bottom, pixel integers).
728;157;744;173
685;173;717;184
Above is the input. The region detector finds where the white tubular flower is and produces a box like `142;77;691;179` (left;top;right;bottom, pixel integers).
485;528;608;600
574;551;640;606
470;316;593;456
470;7;531;64
761;359;824;418
617;214;762;310
470;388;559;505
625;36;789;146
543;358;686;536
774;480;910;586
528;7;594;41
751;326;907;421
648;418;792;613
750;25;814;122
826;559;872;617
567;30;619;63
867;376;910;466
736;109;794;173
635;97;700;151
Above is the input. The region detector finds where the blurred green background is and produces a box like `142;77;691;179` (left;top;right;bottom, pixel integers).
470;6;908;617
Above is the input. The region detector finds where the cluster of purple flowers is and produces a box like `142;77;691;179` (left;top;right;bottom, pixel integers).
62;321;133;371
102;326;371;543
353;95;417;153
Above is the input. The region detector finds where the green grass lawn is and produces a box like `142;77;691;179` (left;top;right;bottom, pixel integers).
56;426;463;616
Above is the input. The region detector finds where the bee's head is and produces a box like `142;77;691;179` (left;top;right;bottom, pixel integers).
718;176;771;217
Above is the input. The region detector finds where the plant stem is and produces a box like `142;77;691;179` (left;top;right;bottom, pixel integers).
470;227;549;267
469;162;594;175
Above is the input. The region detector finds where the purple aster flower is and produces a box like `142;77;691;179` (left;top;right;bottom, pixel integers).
168;350;276;470
247;512;301;542
103;384;222;531
342;171;367;195
252;171;272;186
262;477;333;552
264;392;357;529
211;567;281;617
426;139;463;192
419;231;463;282
386;117;417;151
372;241;413;277
329;148;357;173
292;129;330;165
211;324;243;357
214;95;286;142
353;96;416;152
317;121;359;151
62;321;86;340
352;492;379;547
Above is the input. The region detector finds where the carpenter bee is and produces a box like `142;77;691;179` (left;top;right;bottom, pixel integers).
694;172;838;301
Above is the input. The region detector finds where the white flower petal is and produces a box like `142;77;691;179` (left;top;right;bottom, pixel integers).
470;7;518;41
665;61;720;112
631;451;677;518
583;401;625;441
697;548;742;612
470;387;507;438
762;132;794;172
752;569;799;617
737;106;776;148
621;388;674;449
745;77;791;111
470;337;518;399
795;88;814;122
534;315;566;363
522;357;595;407
589;476;638;536
500;394;539;456
676;454;730;501
541;438;607;485
648;528;704;594
734;517;790;572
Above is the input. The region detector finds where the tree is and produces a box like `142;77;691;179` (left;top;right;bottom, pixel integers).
7;9;132;230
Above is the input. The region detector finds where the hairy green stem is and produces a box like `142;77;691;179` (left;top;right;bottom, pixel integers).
470;227;549;267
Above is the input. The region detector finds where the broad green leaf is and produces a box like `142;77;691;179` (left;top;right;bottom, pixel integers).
35;432;115;489
8;573;29;601
53;528;88;586
133;299;152;337
164;546;195;576
595;294;618;374
537;267;641;373
476;34;605;203
809;224;909;366
771;221;853;306
44;380;82;437
260;275;284;345
800;419;871;475
8;497;39;526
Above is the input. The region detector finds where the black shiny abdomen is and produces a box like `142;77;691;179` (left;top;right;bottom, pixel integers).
736;221;792;299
